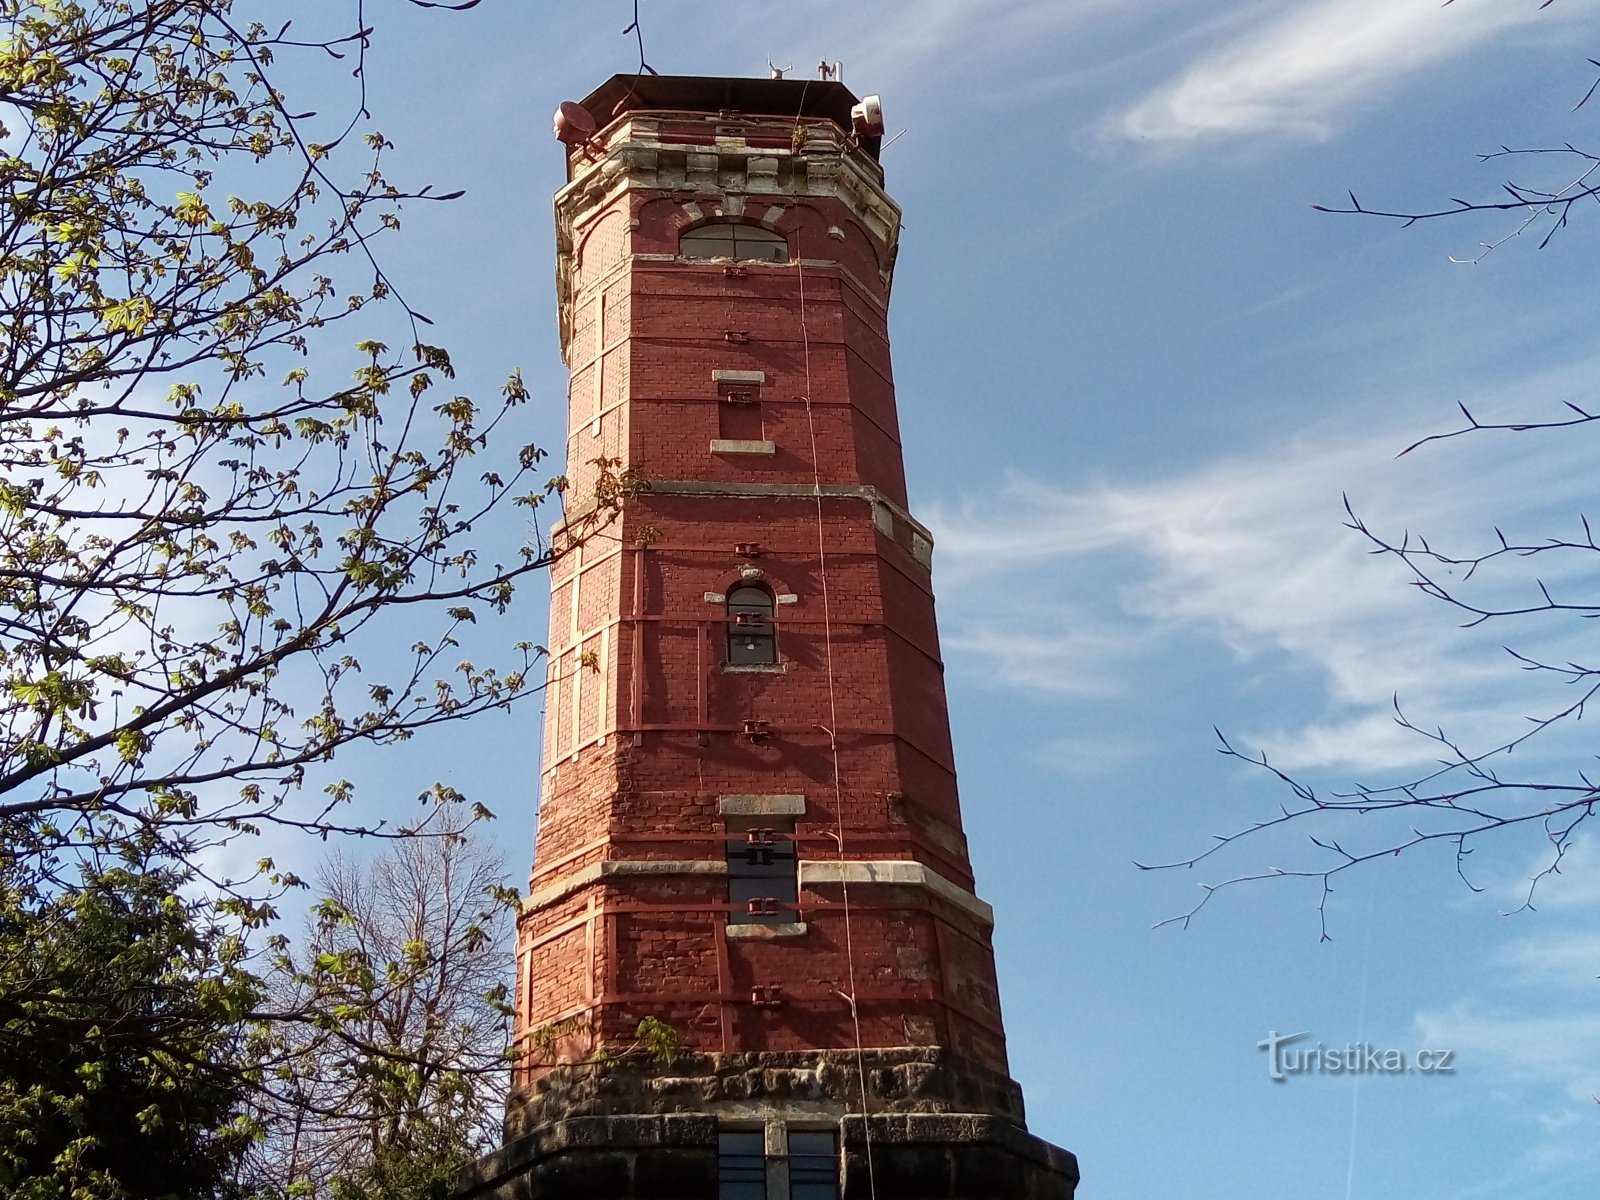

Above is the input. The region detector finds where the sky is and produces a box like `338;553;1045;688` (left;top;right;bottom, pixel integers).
258;2;1600;1196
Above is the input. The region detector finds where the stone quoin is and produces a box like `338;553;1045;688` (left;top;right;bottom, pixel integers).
460;72;1080;1200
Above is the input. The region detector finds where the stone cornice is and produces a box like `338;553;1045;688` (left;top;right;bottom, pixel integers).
552;113;902;350
523;858;727;911
799;859;994;927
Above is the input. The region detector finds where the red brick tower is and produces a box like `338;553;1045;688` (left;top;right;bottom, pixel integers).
466;74;1077;1200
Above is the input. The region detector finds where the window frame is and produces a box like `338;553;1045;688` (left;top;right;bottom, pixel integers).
726;583;777;666
716;1125;840;1200
717;1129;768;1200
788;1129;841;1200
680;221;790;263
724;816;799;926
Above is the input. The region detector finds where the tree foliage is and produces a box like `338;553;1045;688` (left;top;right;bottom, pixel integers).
0;0;637;898
247;826;513;1197
0;850;260;1199
0;0;627;1191
0;819;517;1200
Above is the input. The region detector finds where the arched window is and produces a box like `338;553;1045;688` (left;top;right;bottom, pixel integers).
727;584;776;665
680;222;789;263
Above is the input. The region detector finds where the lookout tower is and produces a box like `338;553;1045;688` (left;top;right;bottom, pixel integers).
465;73;1079;1200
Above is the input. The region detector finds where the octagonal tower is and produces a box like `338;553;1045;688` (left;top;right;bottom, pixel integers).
464;73;1078;1200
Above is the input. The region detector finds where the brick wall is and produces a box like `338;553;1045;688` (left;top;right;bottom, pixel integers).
514;104;1013;1096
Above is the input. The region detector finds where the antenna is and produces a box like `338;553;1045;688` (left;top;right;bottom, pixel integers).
552;101;602;158
850;95;885;138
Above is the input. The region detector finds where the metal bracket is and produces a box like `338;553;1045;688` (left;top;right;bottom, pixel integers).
751;985;785;1007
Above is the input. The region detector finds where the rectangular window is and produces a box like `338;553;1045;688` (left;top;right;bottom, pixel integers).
724;817;798;926
718;388;764;442
788;1130;841;1200
718;1126;840;1200
718;1129;768;1200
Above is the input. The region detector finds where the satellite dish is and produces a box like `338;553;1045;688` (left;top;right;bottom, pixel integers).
850;95;885;138
553;101;598;147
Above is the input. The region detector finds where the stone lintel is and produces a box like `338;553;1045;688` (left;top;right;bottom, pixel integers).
718;793;806;816
709;438;776;455
726;921;808;939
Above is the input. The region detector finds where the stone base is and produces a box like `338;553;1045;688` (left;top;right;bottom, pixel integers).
461;1114;715;1200
845;1113;1078;1199
464;1048;1078;1198
459;1111;1079;1199
506;1048;1031;1136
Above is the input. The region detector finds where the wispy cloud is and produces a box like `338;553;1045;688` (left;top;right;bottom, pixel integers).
944;625;1130;698
1409;1001;1600;1192
1028;729;1151;779
932;379;1600;775
1495;927;1600;989
716;0;1132;96
1115;0;1556;143
1411;862;1600;1190
1493;835;1600;915
1417;1001;1600;1083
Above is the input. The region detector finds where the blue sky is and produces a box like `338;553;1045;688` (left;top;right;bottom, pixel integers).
268;2;1600;1196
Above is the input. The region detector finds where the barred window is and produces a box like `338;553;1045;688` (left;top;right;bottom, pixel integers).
717;1127;839;1200
789;1130;841;1200
725;817;798;926
718;1130;767;1200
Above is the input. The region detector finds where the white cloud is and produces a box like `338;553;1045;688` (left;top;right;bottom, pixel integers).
1495;928;1600;988
1116;0;1560;143
1029;729;1150;779
932;387;1600;775
1415;1001;1600;1104
721;0;1133;97
944;614;1149;698
1409;1000;1600;1188
1498;835;1600;914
